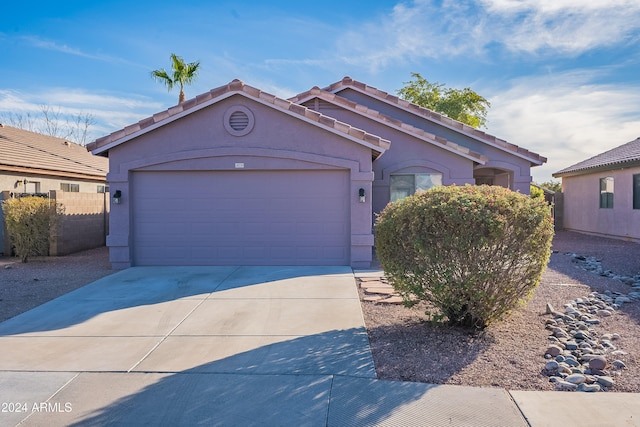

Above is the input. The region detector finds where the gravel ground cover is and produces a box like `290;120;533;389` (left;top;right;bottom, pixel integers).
1;231;638;392
361;230;640;392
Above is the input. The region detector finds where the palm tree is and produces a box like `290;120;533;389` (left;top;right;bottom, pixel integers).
151;53;200;104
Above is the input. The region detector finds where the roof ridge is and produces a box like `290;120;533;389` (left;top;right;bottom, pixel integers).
289;87;488;163
323;76;546;164
89;79;390;154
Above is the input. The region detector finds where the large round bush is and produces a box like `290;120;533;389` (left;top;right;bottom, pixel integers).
375;185;554;329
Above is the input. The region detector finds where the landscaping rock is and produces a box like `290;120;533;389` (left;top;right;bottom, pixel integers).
565;374;587;384
555;380;578;391
612;360;627;369
577;383;601;392
541;270;635;392
545;345;563;357
588;356;607;371
596;376;615;388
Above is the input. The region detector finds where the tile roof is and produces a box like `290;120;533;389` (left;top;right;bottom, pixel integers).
87;79;390;156
553;137;640;177
289;87;488;165
320;77;546;165
0;124;108;180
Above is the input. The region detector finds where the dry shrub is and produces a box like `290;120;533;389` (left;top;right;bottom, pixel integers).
2;196;61;262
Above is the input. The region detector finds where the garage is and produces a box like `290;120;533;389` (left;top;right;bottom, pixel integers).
88;80;388;269
131;170;350;265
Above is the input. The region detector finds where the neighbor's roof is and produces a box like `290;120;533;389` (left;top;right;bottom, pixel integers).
290;86;488;165
0;124;108;180
320;77;546;166
87;79;390;157
553;137;640;177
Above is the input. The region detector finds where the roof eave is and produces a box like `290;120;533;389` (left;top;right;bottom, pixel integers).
553;159;640;178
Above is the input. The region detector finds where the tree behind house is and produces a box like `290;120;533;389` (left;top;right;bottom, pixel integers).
151;53;200;104
397;72;491;128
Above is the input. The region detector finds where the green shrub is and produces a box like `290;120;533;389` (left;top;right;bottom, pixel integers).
530;185;545;200
375;185;554;329
2;197;61;263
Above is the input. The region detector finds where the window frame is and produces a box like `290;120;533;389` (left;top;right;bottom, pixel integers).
633;174;640;210
60;183;80;192
390;173;442;203
599;176;614;209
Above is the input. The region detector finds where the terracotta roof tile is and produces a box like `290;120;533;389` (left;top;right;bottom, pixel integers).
87;80;390;155
289;86;488;164
318;76;546;165
0;125;107;180
553;137;640;177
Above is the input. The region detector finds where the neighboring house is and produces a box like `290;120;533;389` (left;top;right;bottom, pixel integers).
553;137;640;242
0;124;109;255
88;78;545;269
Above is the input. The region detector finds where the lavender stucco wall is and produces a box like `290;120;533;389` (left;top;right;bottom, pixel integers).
561;167;640;242
307;104;476;214
106;94;376;268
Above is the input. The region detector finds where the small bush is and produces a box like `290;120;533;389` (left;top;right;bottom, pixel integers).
375;185;554;329
2;197;61;263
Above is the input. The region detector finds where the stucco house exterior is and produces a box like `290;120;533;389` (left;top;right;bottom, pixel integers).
0;124;109;255
553;137;640;242
291;78;546;215
88;78;545;269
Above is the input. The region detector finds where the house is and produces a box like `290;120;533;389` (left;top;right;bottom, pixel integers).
553;137;640;242
290;78;546;214
0;124;109;255
87;78;545;269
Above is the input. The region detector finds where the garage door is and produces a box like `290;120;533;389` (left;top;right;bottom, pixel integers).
131;170;350;265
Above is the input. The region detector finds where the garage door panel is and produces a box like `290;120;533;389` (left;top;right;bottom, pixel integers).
132;170;350;265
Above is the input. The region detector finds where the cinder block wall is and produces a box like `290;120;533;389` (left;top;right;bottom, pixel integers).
49;190;109;256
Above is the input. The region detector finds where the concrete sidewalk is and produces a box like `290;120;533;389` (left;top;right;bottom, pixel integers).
0;266;637;426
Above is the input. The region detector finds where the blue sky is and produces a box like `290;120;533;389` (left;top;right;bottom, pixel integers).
2;0;639;183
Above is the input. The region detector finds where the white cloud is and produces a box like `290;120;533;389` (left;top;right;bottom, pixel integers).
19;35;147;68
336;0;640;70
0;89;162;141
485;71;640;182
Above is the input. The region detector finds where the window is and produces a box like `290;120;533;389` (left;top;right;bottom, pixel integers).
599;177;614;209
634;174;640;210
97;185;106;193
390;173;442;202
60;183;80;192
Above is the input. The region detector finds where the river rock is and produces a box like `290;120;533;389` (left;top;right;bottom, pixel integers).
565;374;586;384
555;380;578;391
545;345;563;357
577;383;601;392
612;360;626;369
596;376;615;388
589;356;607;370
545;361;559;371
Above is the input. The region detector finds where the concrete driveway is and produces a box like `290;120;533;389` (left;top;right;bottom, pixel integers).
0;266;529;426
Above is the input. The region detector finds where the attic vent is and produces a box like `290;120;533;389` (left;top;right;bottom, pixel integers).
229;111;249;131
224;105;255;137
